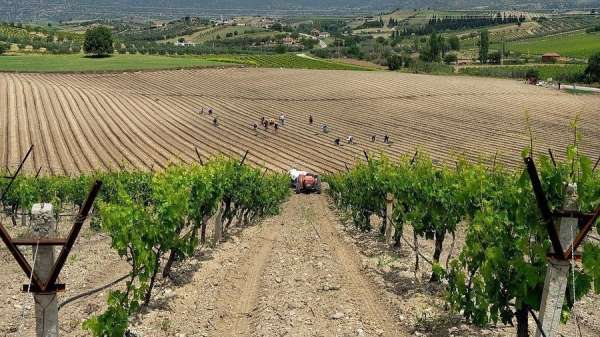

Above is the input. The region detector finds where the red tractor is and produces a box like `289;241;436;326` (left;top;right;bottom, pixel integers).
289;169;322;194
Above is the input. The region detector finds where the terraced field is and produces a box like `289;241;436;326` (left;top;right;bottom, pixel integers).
1;68;599;175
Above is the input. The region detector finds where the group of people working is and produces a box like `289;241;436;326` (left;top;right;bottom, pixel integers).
200;108;391;146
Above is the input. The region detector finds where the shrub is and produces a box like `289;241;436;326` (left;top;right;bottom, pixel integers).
0;42;8;55
525;68;540;81
443;53;458;65
584;52;600;83
386;54;403;70
84;26;114;57
488;51;502;65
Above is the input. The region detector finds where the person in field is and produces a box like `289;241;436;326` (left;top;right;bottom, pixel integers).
274;123;279;131
200;107;204;114
253;123;258;131
347;135;354;144
371;135;376;142
384;134;390;144
213;117;218;126
263;120;269;130
279;113;286;126
309;115;313;125
208;108;213;115
321;124;328;133
261;116;266;124
334;138;340;146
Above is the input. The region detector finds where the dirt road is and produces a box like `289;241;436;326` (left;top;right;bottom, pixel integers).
133;193;403;337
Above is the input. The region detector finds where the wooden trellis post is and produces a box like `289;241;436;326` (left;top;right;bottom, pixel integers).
385;193;395;245
536;184;577;337
31;203;59;337
524;157;600;337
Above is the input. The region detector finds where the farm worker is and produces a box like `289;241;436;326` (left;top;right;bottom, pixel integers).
274;123;279;131
208;108;213;115
321;124;328;133
384;135;390;144
558;82;561;90
253;123;258;131
371;135;376;142
309;115;314;125
347;136;354;144
261;116;266;124
200;107;204;114
263;121;269;130
279;113;286;126
289;168;308;185
334;138;340;146
213;117;218;126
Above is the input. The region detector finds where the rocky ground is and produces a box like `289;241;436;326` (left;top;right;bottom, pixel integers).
1;193;599;336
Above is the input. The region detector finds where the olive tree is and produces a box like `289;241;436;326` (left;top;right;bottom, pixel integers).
84;26;114;57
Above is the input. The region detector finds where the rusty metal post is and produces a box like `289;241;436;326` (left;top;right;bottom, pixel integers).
536;183;578;337
385;193;395;245
30;203;59;337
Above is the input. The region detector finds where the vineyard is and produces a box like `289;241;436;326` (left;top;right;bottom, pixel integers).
488;16;600;43
502;31;600;59
0;156;290;336
206;54;370;70
459;64;587;82
1;68;600;177
0;63;600;337
326;138;600;336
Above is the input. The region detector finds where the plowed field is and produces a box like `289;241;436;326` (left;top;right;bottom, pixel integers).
1;68;599;175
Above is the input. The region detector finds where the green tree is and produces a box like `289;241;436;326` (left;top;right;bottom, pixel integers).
443;53;458;65
0;42;8;55
83;26;114;57
387;54;403;70
584;52;600;83
448;35;460;51
275;44;287;54
271;22;283;32
420;31;443;62
479;30;489;64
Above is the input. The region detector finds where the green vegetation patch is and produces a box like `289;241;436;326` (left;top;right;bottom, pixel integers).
0;54;231;73
0;53;372;73
459;64;586;82
205;54;372;71
502;31;600;59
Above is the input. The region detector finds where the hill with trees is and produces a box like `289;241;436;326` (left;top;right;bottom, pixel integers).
2;1;600;21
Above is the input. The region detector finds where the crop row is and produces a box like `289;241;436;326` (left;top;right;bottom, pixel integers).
0;158;290;336
326;144;600;336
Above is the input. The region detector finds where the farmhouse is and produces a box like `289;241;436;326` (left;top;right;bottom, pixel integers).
282;36;298;46
541;52;561;63
319;31;330;39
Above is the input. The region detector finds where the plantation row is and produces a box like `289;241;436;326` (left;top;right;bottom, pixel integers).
1;157;290;336
459;64;587;82
325;140;600;336
207;54;369;71
489;16;600;43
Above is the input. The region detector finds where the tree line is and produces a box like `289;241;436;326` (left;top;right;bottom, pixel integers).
399;14;526;36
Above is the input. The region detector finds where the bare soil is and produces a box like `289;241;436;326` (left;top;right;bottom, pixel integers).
1;68;599;175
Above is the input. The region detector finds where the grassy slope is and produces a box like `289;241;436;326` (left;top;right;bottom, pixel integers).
459;64;586;81
500;31;600;58
0;54;230;73
206;54;372;71
0;53;372;73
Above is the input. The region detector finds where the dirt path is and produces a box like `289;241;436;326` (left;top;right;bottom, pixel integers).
134;193;403;337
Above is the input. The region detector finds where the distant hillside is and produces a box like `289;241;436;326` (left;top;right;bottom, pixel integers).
1;0;600;21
